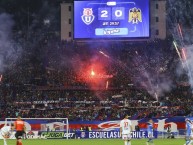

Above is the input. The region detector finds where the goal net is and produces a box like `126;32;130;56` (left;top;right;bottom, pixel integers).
5;118;71;139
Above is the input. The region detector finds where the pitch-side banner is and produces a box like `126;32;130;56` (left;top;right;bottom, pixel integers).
77;131;157;139
39;131;75;139
0;131;75;140
0;131;39;139
0;116;187;133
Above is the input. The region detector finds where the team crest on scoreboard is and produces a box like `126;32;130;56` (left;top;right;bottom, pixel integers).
128;7;142;24
81;8;95;25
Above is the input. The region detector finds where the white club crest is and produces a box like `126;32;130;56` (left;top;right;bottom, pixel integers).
81;8;95;25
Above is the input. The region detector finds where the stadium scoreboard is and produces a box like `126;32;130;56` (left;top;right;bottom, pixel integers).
74;0;150;40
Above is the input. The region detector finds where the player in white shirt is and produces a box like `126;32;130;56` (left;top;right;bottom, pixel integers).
120;114;132;145
0;124;15;145
186;121;193;145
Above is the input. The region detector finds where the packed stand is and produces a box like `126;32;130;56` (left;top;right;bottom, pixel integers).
0;35;192;121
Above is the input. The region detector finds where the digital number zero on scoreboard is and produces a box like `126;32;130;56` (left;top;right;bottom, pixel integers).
74;0;150;39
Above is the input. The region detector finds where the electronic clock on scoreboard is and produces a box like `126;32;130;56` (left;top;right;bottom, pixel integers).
74;0;150;39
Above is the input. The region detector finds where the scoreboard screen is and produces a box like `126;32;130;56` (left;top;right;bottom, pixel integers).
73;0;150;40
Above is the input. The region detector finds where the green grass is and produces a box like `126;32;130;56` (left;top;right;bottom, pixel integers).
2;139;185;145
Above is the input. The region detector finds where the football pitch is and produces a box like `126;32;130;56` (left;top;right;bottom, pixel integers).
3;139;185;145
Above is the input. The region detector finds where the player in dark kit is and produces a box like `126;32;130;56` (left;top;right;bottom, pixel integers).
14;116;25;145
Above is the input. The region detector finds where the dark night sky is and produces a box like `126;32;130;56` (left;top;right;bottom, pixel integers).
0;0;192;32
0;0;64;31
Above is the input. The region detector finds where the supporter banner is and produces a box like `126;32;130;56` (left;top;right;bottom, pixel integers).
69;116;186;132
77;131;157;139
15;100;60;104
26;131;39;139
0;117;188;134
0;131;75;139
0;130;157;140
0;131;39;139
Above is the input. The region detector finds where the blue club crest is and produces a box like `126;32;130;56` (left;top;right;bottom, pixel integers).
81;8;95;25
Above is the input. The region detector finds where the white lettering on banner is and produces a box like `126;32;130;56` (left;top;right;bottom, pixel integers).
16;100;60;104
96;132;99;138
88;131;148;139
132;131;146;138
63;133;75;138
33;100;59;104
89;132;92;138
89;132;121;139
142;131;145;138
132;131;137;138
110;132;114;138
103;132;106;138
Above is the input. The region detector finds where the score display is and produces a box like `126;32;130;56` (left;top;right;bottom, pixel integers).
74;0;150;39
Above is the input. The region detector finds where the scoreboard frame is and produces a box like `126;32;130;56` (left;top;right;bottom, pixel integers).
73;0;151;41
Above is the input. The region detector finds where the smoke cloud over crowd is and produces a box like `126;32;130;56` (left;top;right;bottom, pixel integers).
0;13;21;73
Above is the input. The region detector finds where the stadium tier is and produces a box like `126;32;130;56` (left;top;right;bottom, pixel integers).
0;0;193;143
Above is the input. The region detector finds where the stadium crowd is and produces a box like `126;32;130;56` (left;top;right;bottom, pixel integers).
0;36;192;121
